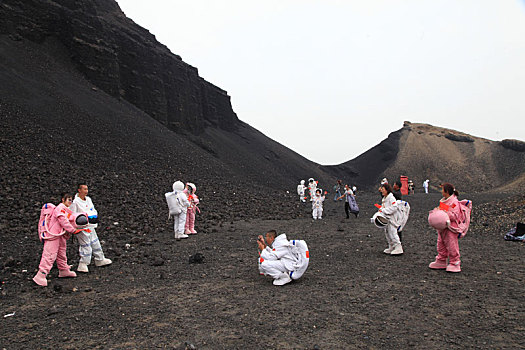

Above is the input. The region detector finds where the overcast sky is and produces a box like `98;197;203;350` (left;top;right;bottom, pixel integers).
116;0;525;165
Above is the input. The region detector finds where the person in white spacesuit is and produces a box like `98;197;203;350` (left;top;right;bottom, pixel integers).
165;180;190;240
297;180;307;202
70;183;112;273
373;183;409;255
257;230;309;286
312;189;325;220
423;179;430;194
308;178;317;201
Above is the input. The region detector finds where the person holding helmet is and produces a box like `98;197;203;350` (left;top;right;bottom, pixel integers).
376;183;405;255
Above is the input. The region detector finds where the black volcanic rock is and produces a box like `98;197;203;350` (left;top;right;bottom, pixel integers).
0;0;239;135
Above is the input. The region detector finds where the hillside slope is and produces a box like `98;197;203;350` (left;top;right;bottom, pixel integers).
326;122;525;192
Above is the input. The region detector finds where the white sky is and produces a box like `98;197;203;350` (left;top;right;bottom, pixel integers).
115;0;525;165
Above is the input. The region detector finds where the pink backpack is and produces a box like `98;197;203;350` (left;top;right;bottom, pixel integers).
447;199;472;238
38;203;64;241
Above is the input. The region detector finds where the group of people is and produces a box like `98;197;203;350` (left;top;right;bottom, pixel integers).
165;181;200;240
32;176;469;289
260;179;470;286
33;184;112;287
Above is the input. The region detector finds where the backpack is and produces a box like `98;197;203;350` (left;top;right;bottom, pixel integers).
289;239;310;280
447;199;472;238
38;203;64;241
165;191;182;217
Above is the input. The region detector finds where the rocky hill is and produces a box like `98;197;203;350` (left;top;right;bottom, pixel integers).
326;121;525;192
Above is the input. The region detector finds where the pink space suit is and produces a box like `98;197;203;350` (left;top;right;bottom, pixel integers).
184;183;200;235
429;194;463;272
33;203;84;286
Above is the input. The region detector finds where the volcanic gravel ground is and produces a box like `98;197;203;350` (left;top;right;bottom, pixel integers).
1;192;523;349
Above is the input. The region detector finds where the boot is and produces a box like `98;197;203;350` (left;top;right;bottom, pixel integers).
190;228;197;234
184;227;192;235
273;273;292;286
390;244;404;255
58;269;77;278
77;262;89;273
32;271;48;287
429;259;447;269
95;258;112;267
446;262;461;273
383;244;394;254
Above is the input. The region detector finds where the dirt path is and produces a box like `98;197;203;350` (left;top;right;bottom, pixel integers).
1;193;523;349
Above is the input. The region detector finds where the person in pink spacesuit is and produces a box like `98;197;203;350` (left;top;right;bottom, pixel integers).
184;182;200;235
33;193;88;287
428;183;464;273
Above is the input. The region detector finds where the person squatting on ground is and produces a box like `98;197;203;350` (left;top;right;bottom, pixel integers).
184;182;200;235
257;230;309;286
374;183;408;255
165;180;190;240
428;183;470;273
338;184;359;219
70;184;112;273
308;178;317;201
33;193;87;286
312;189;325;220
333;179;343;201
297;180;307;203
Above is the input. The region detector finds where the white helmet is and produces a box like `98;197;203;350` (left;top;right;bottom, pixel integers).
371;212;389;228
172;181;184;192
187;182;197;193
300;180;305;185
308;178;314;182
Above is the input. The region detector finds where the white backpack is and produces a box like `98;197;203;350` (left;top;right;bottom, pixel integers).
165;191;182;217
289;239;310;280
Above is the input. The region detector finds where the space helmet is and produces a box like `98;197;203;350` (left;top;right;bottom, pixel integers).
187;182;197;193
371;211;389;228
172;181;184;192
428;209;449;230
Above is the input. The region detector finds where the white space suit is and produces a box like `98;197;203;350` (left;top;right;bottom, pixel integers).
258;233;309;286
312;193;325;219
166;181;190;239
308;178;317;201
423;179;429;194
70;194;111;272
377;192;410;255
297;180;306;202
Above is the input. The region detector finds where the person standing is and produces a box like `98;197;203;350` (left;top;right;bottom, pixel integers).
333;180;343;201
312;189;325;220
423;179;430;194
377;183;404;255
33;193;81;286
428;183;465;273
297;180;307;203
70;183;112;273
338;185;359;219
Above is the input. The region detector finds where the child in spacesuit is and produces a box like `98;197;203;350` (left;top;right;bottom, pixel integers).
33;193;86;286
312;189;325;220
308;178;317;202
297;180;306;202
184;182;200;235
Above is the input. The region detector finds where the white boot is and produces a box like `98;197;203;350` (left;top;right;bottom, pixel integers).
273;273;292;286
383;245;394;254
77;262;89;273
95;258;112;267
391;244;404;255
